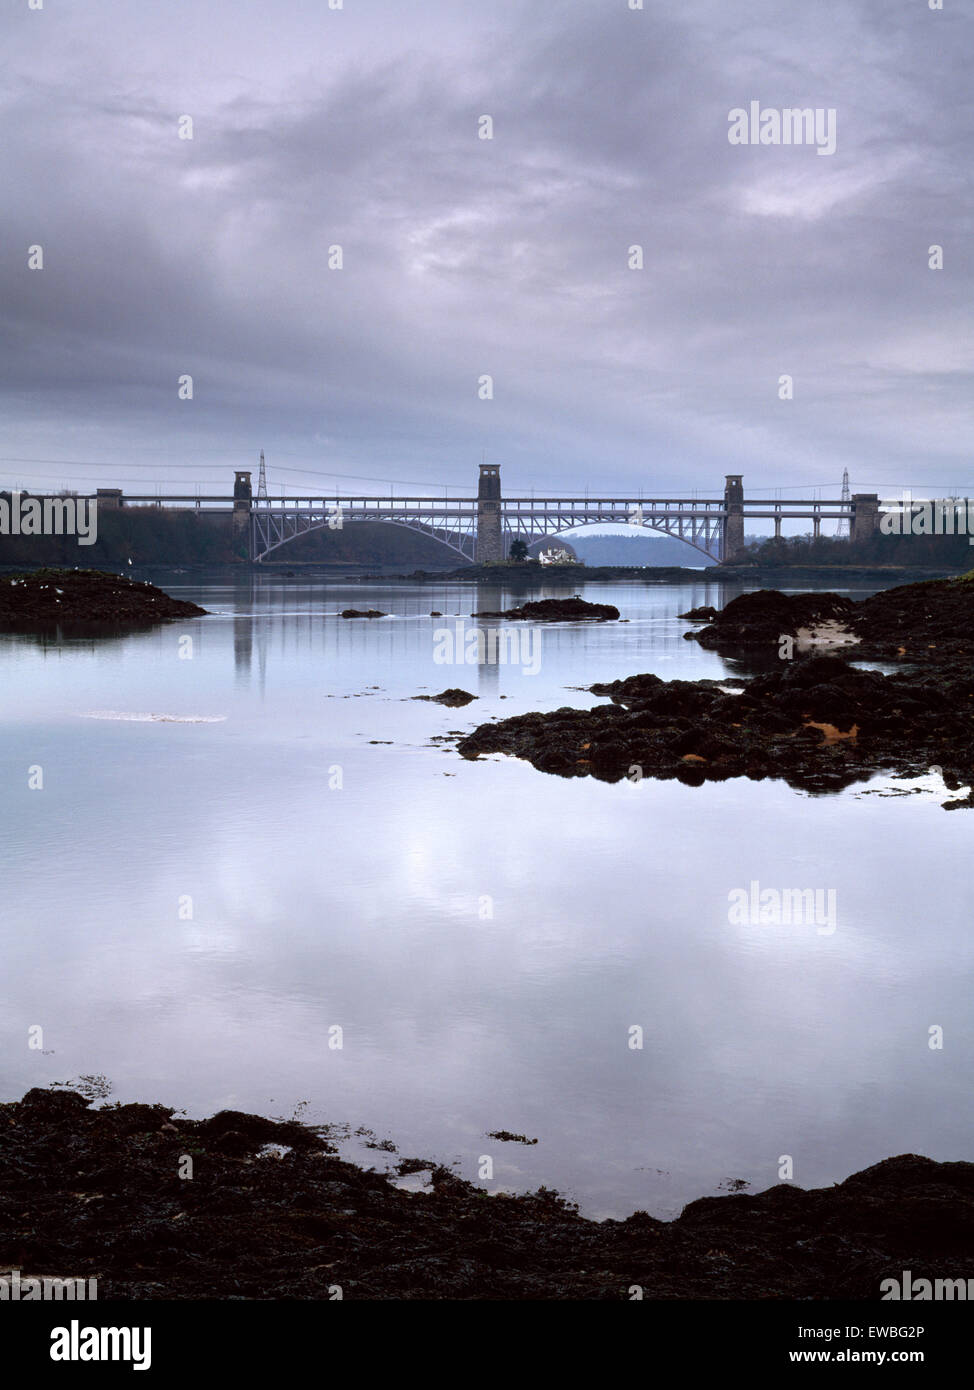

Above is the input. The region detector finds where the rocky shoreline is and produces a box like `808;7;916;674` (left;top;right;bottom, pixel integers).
370;562;964;585
2;1088;972;1300
687;578;974;666
458;578;974;806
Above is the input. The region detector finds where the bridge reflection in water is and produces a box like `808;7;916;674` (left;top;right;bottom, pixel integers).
225;572;739;704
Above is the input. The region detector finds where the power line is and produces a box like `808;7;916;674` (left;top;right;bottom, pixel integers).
3;454;970;498
0;455;477;491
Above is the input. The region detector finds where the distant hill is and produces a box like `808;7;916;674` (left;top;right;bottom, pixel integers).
564;532;716;567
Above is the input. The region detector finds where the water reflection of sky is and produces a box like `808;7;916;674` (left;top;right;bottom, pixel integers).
0;576;969;1219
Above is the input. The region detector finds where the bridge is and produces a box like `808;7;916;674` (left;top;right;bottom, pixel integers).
95;469;880;564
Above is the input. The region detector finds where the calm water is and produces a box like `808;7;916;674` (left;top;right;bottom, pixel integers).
1;573;970;1219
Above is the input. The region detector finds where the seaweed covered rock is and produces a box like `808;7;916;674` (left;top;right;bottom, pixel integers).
0;569;206;623
413;689;477;707
688;590;855;650
458;655;974;804
2;1088;973;1299
472;596;620;621
687;574;974;665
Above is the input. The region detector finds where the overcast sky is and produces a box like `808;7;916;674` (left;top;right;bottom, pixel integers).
2;0;971;502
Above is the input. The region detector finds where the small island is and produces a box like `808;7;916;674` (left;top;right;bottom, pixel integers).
0;568;207;623
472;596;620;621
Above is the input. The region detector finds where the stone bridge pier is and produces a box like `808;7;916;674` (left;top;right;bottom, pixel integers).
476;463;503;562
233;471;252;559
723;474;745;562
851;494;880;543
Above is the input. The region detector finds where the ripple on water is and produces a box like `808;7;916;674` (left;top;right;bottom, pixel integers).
78;711;227;723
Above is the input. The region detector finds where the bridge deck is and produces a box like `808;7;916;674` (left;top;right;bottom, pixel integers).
109;494;851;514
45;480;880;563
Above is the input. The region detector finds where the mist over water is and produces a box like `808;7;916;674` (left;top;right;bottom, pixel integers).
1;573;970;1219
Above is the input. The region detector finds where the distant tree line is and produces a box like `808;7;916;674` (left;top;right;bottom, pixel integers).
0;495;463;567
740;531;972;568
0;498;233;567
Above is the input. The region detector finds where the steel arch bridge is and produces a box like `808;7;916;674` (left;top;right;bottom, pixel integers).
248;495;729;563
106;466;874;564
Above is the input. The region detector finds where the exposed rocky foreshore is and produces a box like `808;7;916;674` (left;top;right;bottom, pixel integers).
2;1088;972;1300
458;577;974;805
0;568;206;623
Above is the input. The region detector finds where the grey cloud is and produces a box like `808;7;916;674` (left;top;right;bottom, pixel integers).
0;0;971;497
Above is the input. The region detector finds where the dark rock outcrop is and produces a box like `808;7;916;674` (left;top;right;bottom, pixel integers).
687;575;974;666
413;689;477;707
688;590;856;650
0;568;206;623
472;597;620;621
458;654;974;805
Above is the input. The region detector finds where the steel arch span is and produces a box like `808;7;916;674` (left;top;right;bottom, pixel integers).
505;513;724;563
251;506;478;563
249;499;729;563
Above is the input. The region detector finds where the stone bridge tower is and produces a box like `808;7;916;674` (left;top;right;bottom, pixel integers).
851;493;880;544
477;463;503;563
232;470;252;561
723;474;745;562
